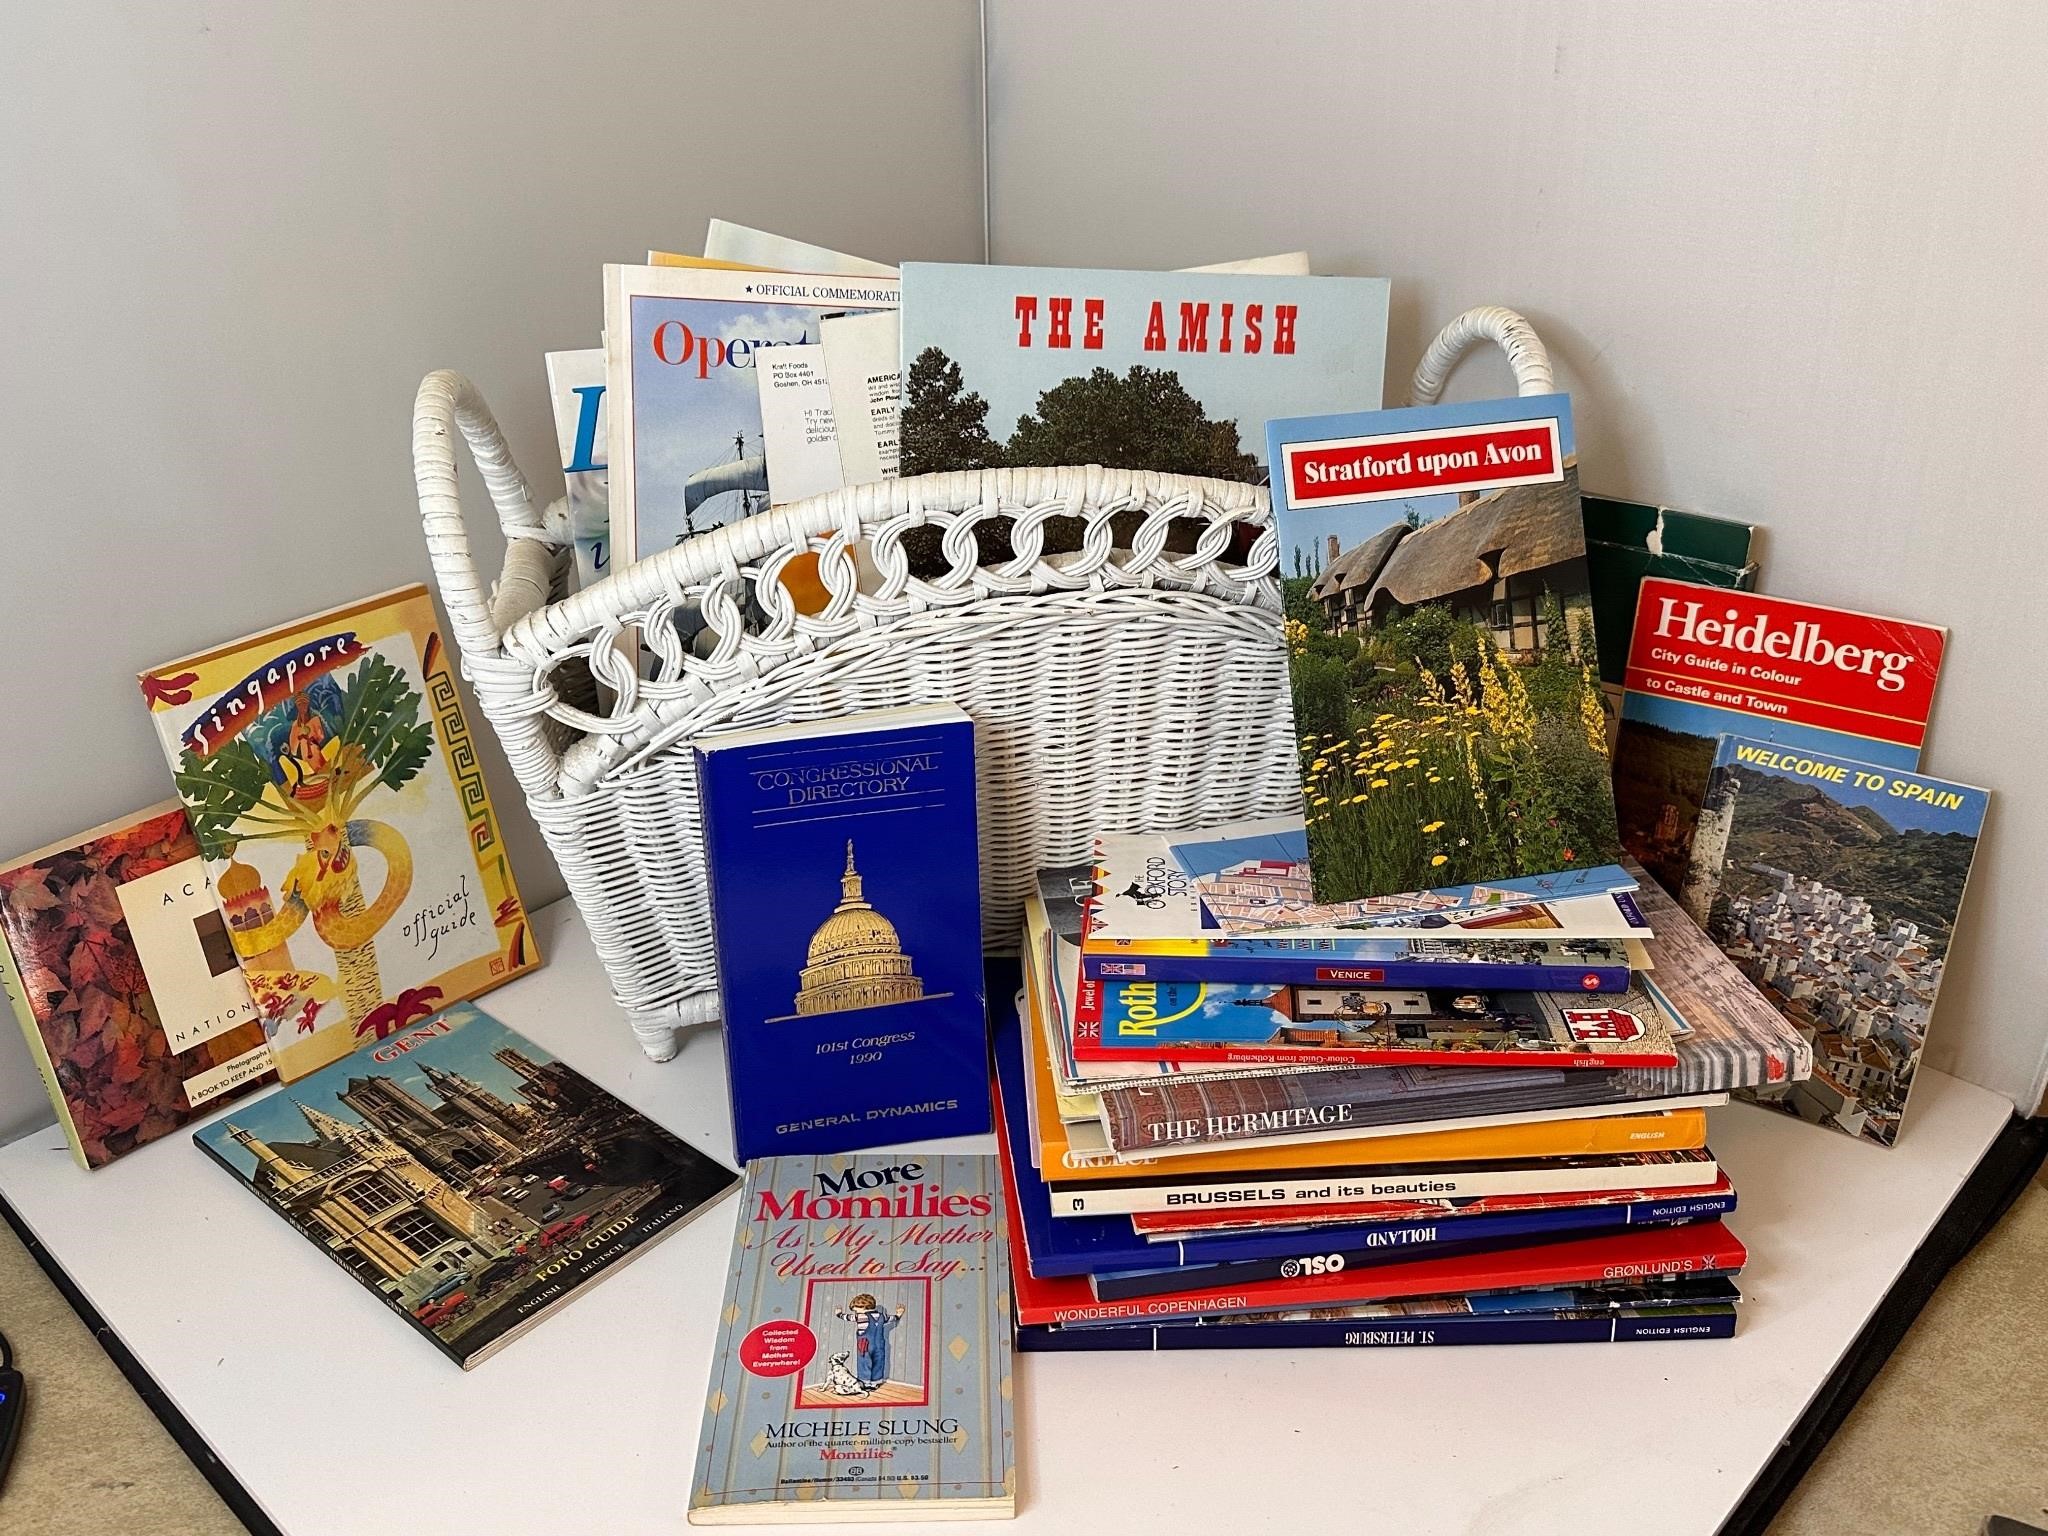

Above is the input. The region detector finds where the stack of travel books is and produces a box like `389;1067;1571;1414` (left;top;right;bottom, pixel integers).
994;847;1808;1351
978;386;1820;1351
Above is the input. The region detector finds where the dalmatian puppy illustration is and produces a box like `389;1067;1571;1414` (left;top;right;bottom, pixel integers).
821;1351;865;1397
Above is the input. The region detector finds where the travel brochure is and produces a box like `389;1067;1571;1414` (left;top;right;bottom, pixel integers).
1268;394;1627;904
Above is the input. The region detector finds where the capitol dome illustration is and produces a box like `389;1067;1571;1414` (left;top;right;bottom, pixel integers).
793;841;925;1016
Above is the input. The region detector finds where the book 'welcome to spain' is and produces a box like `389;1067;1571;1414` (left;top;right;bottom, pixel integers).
696;705;989;1163
139;585;538;1082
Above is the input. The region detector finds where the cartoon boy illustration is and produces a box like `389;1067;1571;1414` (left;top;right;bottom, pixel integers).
834;1292;906;1393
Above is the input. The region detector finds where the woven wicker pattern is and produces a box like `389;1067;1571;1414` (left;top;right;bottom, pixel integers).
414;389;1292;1058
412;308;1547;1060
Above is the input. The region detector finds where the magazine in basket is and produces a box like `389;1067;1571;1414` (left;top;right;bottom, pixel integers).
139;585;538;1082
602;264;900;567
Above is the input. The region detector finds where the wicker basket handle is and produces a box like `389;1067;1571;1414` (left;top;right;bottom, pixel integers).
1408;306;1554;406
412;369;559;660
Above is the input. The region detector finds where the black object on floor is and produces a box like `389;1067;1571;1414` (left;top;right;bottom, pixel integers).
1721;1111;2048;1536
0;1327;23;1495
1984;1518;2048;1536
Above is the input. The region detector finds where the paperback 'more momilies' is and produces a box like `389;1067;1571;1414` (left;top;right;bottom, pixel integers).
691;1154;1015;1524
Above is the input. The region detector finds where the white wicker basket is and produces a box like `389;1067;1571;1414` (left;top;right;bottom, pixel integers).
411;306;1552;1060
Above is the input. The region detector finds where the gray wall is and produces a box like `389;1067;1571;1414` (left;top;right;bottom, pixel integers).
0;3;986;1142
988;0;2048;1114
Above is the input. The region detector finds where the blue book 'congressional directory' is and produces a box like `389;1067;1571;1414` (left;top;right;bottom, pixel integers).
696;705;990;1162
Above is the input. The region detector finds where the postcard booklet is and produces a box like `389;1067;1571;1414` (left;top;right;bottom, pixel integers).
603;265;900;567
1268;394;1625;905
194;1002;738;1368
691;1153;1015;1524
139;585;539;1081
1682;737;1986;1146
898;262;1390;479
1611;577;1946;896
696;705;989;1162
0;803;275;1168
1089;833;1650;953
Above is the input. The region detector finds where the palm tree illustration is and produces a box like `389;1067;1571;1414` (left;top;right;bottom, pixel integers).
176;653;429;1032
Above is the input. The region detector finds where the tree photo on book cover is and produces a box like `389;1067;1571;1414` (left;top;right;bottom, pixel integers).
901;347;1261;482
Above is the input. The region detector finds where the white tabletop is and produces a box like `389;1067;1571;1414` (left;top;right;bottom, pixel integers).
0;899;2013;1536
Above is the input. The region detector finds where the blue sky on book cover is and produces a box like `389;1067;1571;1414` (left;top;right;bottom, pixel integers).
698;717;989;1162
898;262;1389;477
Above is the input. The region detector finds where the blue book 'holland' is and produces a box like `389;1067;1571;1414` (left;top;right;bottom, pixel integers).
697;705;990;1162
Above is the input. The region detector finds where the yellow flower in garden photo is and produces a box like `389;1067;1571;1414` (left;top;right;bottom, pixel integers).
1282;464;1624;900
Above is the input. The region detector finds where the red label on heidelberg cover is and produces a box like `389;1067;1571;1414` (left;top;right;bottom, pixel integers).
1623;578;1945;751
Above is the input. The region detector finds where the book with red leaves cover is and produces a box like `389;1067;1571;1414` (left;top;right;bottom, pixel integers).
0;803;275;1168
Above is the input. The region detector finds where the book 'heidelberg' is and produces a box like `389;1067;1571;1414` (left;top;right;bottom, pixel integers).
697;706;990;1162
